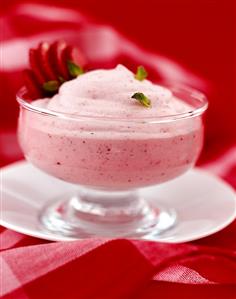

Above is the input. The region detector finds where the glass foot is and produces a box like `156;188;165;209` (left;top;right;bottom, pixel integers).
40;187;177;239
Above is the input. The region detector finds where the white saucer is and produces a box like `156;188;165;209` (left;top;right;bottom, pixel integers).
1;161;236;243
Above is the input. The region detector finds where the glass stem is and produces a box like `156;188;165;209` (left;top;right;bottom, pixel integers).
67;187;149;224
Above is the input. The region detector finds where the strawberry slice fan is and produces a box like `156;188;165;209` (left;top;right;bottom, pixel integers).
23;41;86;98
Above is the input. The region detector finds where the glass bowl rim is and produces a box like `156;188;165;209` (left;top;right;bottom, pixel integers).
16;83;208;124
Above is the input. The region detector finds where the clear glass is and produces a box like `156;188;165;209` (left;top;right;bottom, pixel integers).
16;84;208;239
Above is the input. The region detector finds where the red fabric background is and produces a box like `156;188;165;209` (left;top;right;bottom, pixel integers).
1;1;236;299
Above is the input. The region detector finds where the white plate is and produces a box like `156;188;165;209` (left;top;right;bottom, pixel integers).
1;161;236;243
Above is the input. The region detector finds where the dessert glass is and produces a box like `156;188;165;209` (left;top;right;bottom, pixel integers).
17;84;208;239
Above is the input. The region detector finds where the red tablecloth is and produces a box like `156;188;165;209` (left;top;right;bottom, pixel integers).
1;2;236;298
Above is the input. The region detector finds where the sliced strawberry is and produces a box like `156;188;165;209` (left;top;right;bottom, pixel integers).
29;49;47;85
38;42;57;81
64;45;87;70
23;40;87;99
23;69;43;99
49;40;69;80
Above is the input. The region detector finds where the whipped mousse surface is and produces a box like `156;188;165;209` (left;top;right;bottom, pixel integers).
19;65;204;188
33;65;192;118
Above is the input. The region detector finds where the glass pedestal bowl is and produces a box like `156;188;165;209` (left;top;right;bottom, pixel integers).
17;85;208;239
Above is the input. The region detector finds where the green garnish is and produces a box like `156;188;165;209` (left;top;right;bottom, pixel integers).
67;60;84;77
58;76;66;83
135;66;148;81
131;92;151;108
43;80;60;92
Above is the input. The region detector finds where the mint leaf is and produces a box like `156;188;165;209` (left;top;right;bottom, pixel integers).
135;66;148;81
43;80;60;92
67;60;84;77
131;92;151;108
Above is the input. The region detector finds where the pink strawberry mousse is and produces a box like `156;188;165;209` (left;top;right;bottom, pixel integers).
18;65;203;189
